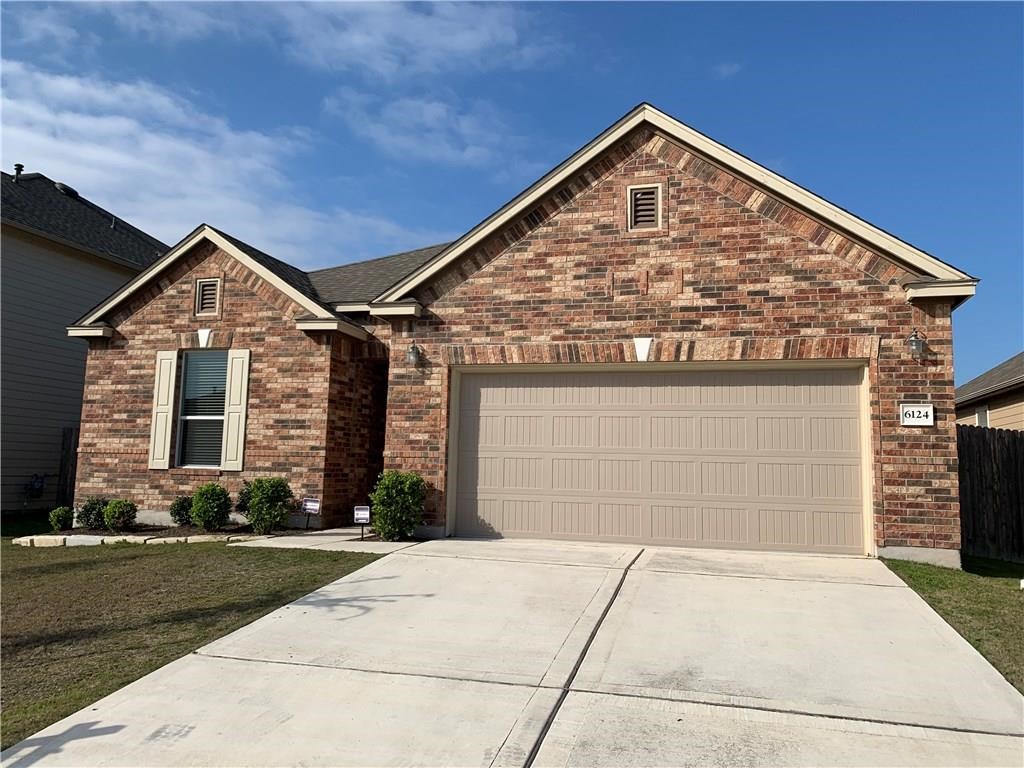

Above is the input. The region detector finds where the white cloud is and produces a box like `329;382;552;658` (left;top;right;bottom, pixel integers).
0;60;448;268
712;62;742;79
323;88;513;167
2;2;560;80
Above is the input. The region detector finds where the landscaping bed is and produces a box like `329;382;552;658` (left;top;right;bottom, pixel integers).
62;521;252;538
885;556;1024;693
0;537;380;749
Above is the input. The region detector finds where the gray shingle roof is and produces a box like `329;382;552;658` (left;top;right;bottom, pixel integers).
206;226;336;313
308;243;450;305
956;351;1024;405
1;171;168;269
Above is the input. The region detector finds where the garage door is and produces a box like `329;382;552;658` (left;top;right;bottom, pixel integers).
454;368;865;553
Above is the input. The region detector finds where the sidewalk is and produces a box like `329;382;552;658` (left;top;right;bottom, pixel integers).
229;527;417;554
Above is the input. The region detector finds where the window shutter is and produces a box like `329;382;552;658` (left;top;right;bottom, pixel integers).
220;349;250;471
148;351;178;469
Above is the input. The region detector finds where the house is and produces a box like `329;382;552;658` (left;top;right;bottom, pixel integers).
67;103;978;566
955;351;1024;430
2;167;167;511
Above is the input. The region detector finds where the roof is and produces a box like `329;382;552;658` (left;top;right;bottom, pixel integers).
309;243;450;305
1;171;168;269
206;226;333;312
956;351;1024;406
375;102;977;304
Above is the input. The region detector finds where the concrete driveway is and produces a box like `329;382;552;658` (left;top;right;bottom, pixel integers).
3;540;1022;767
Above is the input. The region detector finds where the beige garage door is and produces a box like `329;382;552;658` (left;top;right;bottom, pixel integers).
454;368;865;553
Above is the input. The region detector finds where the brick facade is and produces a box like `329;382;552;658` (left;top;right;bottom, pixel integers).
73;123;962;553
75;242;382;527
381;128;960;551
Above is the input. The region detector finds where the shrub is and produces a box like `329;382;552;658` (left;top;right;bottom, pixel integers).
49;506;74;532
103;499;137;531
190;483;231;530
368;470;426;541
169;496;193;527
244;478;294;535
76;496;108;529
235;480;252;516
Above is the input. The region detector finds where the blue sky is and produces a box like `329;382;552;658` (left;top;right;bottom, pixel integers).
1;2;1020;383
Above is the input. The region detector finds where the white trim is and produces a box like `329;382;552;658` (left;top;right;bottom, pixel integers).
626;183;662;232
194;277;221;316
294;318;369;338
78;225;343;327
368;303;422;318
632;337;654;361
334;303;372;313
904;280;977;302
66;325;112;338
376;103;973;302
976;404;990;428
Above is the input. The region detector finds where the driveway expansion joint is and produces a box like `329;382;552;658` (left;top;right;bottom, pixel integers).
523;547;646;768
565;686;1024;740
638;566;910;588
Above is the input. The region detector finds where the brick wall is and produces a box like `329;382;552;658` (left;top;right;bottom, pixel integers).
75;242;382;527
382;128;960;550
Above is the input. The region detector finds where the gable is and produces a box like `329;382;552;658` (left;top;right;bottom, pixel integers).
376;103;976;306
68;225;366;339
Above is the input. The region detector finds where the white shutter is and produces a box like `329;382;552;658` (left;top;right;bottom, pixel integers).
220;349;250;471
148;351;178;469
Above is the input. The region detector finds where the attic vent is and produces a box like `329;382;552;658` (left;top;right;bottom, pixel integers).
194;279;220;315
628;185;660;230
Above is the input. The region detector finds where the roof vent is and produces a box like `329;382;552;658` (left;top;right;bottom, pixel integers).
54;182;79;199
13;163;23;182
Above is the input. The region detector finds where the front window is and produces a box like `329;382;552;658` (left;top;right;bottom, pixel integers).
178;350;227;467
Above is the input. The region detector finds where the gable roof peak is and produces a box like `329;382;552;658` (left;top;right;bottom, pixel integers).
374;102;976;304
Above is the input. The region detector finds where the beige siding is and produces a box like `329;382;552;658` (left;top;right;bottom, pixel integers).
1;228;136;509
987;391;1024;430
956;391;1024;431
455;368;865;554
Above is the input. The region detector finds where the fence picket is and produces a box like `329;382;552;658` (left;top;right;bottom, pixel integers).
957;424;1024;562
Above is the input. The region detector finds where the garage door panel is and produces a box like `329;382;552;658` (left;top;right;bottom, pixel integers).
455;369;865;553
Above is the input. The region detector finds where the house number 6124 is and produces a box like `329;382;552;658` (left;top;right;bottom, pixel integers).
899;403;935;427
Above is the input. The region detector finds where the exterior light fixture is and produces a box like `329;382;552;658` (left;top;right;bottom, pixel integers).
406;342;422;366
906;329;926;360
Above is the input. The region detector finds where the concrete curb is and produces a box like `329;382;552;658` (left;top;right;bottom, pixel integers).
12;533;271;548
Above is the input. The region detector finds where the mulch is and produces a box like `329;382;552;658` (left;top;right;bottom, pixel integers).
63;522;253;537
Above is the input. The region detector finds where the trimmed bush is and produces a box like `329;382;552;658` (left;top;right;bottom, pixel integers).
76;496;108;529
190;483;231;530
368;470;426;541
235;480;252;516
49;506;74;532
103;499;137;531
169;496;193;527
244;478;294;535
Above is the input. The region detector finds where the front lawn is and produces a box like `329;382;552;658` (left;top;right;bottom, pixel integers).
0;538;379;749
885;556;1024;693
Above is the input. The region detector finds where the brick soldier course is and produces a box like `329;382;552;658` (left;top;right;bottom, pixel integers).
68;104;976;563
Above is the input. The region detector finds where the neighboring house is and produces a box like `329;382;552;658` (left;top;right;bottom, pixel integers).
68;103;978;566
955;352;1024;430
1;168;167;511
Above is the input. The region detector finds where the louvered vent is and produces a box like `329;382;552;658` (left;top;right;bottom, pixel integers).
195;279;219;315
629;186;659;230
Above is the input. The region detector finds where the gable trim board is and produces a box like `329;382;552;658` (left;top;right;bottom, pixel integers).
71;225;366;340
374;103;975;305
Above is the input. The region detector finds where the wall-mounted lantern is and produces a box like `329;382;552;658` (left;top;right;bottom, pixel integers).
406;342;422;366
906;329;926;360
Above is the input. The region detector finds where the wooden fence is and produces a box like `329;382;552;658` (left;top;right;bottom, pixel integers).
957;424;1024;562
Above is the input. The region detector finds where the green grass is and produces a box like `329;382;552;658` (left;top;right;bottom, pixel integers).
0;538;379;749
885;556;1024;693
